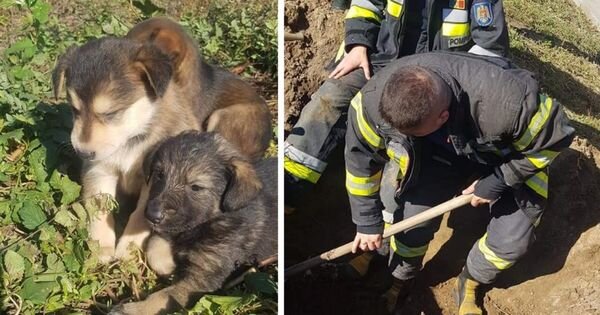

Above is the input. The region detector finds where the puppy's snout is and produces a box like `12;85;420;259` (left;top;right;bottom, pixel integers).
76;149;96;160
146;199;164;224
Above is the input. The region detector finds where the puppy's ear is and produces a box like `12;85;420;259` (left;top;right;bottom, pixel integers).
52;46;77;100
133;44;173;98
222;159;262;212
127;18;189;73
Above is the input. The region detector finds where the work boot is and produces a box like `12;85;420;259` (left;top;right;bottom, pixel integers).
331;0;351;10
339;252;374;279
455;267;483;315
383;277;415;313
339;238;390;280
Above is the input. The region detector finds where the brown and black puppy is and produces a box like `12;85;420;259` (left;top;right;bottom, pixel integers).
51;17;272;261
126;17;272;160
109;132;277;315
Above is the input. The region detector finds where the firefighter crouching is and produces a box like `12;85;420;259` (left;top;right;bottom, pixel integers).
285;0;509;206
345;51;575;314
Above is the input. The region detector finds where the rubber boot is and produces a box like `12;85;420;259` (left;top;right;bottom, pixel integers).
456;267;483;315
383;277;415;313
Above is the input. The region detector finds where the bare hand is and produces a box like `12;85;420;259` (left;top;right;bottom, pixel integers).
329;45;371;80
462;180;492;207
352;232;382;253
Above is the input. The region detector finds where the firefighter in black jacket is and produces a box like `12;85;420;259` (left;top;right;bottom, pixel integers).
285;0;510;304
345;51;574;314
285;0;509;204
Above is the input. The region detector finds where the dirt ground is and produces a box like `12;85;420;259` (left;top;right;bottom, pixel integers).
284;2;600;314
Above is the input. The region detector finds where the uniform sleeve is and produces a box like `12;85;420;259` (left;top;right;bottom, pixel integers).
468;0;509;57
475;89;575;200
345;92;387;234
344;0;385;52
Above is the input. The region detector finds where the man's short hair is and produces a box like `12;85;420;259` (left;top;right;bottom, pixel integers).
379;65;442;131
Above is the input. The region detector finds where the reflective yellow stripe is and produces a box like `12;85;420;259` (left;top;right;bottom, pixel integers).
335;40;345;62
346;170;382;196
284;156;321;184
514;95;554;151
386;148;409;178
345;5;382;22
391;236;428;257
351;92;384;149
526;150;559;169
386;1;403;18
525;171;548;198
442;22;469;37
478;233;513;270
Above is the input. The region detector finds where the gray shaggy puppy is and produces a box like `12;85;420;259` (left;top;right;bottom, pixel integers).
110;131;277;315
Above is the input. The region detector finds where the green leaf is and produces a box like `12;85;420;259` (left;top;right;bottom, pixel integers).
71;202;88;223
16;240;38;264
11;65;35;80
18;200;47;230
44;294;64;312
38;224;57;241
245;272;277;295
31;1;51;24
4;250;25;283
28;146;48;187
132;0;165;17
190;295;257;315
49;170;81;204
19;275;60;305
0;129;24;146
63;252;81;273
4;38;35;55
78;283;97;300
45;253;65;273
53;207;75;229
101;20;115;34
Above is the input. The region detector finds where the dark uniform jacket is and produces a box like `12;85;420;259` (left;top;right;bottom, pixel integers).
345;52;575;234
343;0;509;67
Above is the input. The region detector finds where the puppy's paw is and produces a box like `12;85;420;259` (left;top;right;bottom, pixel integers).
108;302;139;315
98;246;116;264
115;233;148;260
89;219;116;263
146;236;176;276
107;305;125;315
114;241;135;261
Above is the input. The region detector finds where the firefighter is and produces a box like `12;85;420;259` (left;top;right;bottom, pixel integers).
345;51;574;313
285;0;509;207
285;0;511;297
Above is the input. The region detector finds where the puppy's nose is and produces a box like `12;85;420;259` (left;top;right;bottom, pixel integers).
77;149;96;160
146;199;164;224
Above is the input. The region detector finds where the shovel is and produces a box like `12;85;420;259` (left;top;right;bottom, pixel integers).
285;194;473;280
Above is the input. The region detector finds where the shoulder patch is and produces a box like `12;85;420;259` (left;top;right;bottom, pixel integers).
473;1;493;27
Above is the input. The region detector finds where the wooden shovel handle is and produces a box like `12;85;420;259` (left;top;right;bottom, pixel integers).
285;194;473;279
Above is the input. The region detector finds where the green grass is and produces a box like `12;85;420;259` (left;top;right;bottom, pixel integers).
0;0;277;314
505;0;600;146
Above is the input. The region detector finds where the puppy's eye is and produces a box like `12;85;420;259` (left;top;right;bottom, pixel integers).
101;110;121;121
154;170;165;181
191;184;202;192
